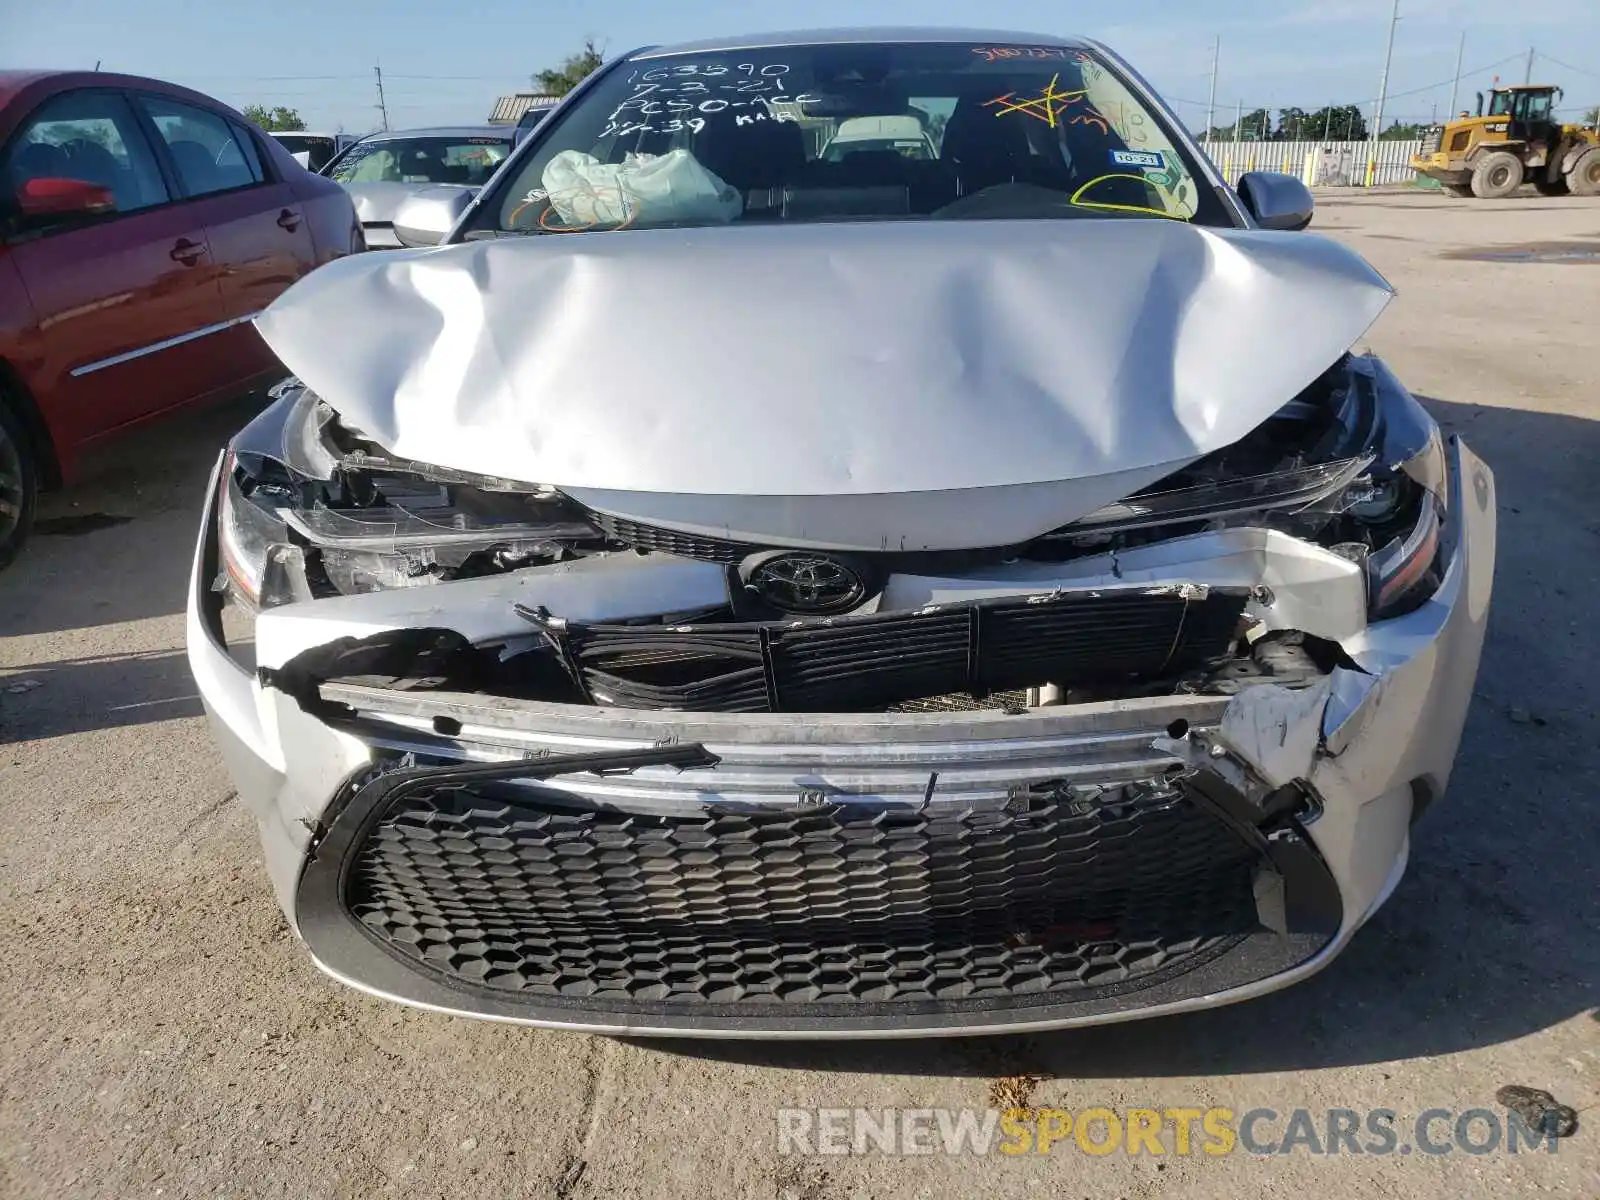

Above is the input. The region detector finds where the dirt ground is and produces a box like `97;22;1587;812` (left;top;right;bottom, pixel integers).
2;191;1597;1199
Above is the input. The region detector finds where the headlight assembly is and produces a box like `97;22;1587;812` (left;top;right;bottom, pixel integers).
1340;361;1450;618
216;452;311;613
216;389;605;606
1037;352;1450;621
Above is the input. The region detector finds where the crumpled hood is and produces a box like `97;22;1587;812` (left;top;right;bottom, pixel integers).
255;218;1393;551
340;180;475;225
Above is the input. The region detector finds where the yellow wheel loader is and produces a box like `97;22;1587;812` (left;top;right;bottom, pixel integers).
1410;85;1600;198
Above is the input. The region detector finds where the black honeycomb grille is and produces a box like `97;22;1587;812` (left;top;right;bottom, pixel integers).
343;777;1264;1011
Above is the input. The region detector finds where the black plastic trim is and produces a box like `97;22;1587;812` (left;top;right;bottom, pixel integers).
295;757;1341;1034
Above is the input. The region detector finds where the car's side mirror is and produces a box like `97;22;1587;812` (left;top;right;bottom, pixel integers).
17;176;116;219
393;185;475;247
1236;171;1314;231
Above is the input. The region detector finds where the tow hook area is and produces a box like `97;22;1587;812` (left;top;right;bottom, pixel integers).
1153;685;1339;936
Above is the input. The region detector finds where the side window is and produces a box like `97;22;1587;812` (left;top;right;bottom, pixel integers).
219;122;267;181
136;96;264;198
2;89;169;219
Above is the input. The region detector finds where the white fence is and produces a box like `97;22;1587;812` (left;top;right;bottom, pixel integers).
1201;139;1425;187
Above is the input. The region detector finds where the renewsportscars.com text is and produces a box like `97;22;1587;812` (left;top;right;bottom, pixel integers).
776;1106;1565;1157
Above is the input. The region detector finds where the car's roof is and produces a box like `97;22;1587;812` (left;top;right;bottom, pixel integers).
0;69;56;103
357;125;511;141
268;130;343;139
637;27;1091;59
0;68;242;115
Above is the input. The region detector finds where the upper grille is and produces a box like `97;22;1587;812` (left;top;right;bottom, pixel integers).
343;774;1264;1012
530;586;1248;713
590;512;750;563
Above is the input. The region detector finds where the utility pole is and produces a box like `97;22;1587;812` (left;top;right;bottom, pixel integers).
1205;36;1219;147
1447;31;1465;118
1368;0;1401;186
1234;97;1242;142
374;62;390;132
1524;47;1535;84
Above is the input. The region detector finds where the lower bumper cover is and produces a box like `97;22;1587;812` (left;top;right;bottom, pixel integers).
186;439;1496;1037
295;740;1341;1034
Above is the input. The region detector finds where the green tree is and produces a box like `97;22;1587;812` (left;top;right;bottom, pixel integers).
1379;120;1426;140
1238;108;1272;141
1277;107;1310;140
1584;105;1599;126
534;39;606;97
241;105;307;131
1304;105;1367;141
1204;109;1270;142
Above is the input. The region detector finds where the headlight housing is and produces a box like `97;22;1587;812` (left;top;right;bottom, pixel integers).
1038;353;1449;620
216;452;311;613
1340;360;1449;618
215;384;605;611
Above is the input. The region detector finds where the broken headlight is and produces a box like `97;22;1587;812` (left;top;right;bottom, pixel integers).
1038;353;1449;619
1337;372;1448;618
216;384;604;609
216;451;310;612
1044;453;1376;539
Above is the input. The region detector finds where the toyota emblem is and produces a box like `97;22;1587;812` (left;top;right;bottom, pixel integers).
745;552;870;615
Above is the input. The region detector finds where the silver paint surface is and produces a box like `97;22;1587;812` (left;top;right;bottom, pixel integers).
340;181;476;230
254;219;1393;551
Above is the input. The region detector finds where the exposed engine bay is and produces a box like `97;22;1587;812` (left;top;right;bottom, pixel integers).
220;352;1448;717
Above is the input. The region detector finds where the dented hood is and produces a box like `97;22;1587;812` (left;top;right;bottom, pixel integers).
255;219;1393;551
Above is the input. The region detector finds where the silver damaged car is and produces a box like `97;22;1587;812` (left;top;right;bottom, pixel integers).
188;29;1496;1037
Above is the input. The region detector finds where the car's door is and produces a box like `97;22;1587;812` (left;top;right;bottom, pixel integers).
132;93;318;379
0;87;228;447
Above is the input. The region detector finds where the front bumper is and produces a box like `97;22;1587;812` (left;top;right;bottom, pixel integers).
1409;153;1471;186
186;439;1495;1037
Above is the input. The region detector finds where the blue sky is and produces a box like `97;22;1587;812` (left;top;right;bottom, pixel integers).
5;0;1598;133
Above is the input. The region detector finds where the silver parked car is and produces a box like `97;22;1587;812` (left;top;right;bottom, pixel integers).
188;29;1495;1038
323;125;512;246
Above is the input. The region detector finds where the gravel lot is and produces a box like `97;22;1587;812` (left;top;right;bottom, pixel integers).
2;191;1597;1199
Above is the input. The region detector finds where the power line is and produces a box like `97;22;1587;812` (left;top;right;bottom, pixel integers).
1377;53;1523;102
1533;52;1600;82
1176;51;1525;127
178;73;358;81
384;73;534;81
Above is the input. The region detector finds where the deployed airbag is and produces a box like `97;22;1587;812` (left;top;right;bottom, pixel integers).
541;149;742;228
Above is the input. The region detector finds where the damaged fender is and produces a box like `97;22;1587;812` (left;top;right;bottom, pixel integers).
1161;436;1495;925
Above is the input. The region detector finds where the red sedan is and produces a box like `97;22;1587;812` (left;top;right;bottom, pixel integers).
0;70;362;566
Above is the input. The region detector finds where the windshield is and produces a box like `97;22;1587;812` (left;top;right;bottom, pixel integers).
488;41;1225;234
330;136;511;185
